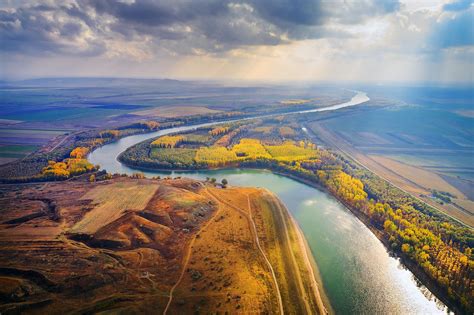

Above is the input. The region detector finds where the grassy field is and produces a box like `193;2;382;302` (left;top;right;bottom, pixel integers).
182;133;211;144
279;126;296;137
1;108;123;122
0;144;37;157
133;106;221;118
0;129;68;160
0;128;67;142
72;181;159;234
319;99;474;180
253;126;273;134
384;153;474;181
0;144;38;165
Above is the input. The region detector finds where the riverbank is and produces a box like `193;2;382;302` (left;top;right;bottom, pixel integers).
197;185;330;314
245;187;331;314
268;169;461;314
263;188;333;314
119;157;459;313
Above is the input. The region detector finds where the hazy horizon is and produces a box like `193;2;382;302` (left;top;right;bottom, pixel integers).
1;0;473;84
2;76;474;89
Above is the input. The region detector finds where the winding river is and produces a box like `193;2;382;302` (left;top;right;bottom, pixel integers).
89;92;450;314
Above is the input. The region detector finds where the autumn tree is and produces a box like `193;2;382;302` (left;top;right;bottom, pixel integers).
70;147;89;159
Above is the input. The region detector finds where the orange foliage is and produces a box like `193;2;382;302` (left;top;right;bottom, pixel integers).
41;158;95;179
151;135;185;148
100;130;120;138
209;127;229;136
70;147;89;159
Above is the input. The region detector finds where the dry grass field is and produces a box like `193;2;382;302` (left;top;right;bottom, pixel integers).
71;181;159;234
368;155;465;198
0;177;323;314
132;106;220;118
453;199;474;215
165;186;278;314
367;155;474;222
172;186;328;314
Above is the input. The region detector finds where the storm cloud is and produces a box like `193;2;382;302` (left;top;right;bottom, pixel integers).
0;0;402;56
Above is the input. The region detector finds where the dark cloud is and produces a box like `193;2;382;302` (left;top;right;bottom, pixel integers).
0;3;105;56
88;0;185;26
443;0;473;11
60;22;83;38
251;0;324;27
0;0;401;57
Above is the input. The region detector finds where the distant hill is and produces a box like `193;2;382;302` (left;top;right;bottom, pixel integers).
1;77;197;88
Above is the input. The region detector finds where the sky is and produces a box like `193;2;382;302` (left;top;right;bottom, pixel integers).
0;0;473;83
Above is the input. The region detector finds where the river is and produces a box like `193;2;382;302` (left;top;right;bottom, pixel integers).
88;91;450;314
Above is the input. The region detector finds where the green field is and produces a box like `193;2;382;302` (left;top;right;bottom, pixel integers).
0;145;37;158
0;129;67;135
1;108;123;122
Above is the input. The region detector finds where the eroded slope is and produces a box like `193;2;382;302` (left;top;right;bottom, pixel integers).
0;177;322;314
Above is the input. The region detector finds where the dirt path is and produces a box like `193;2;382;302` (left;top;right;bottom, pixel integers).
47;133;72;153
206;189;285;315
162;188;223;315
245;194;285;315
